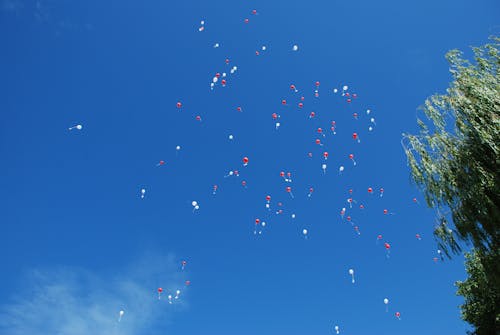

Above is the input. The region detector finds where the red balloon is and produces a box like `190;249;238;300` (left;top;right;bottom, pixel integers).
176;102;182;108
195;115;201;121
323;151;329;158
158;287;163;293
281;99;287;105
241;180;247;186
266;195;271;201
272;113;278;119
280;171;285;177
221;79;227;86
244;18;249;23
215;73;221;78
352;132;358;139
255;218;260;224
368;187;373;193
185;280;191;286
298;102;303;108
225;58;230;64
286;186;291;192
317;128;323;133
395;312;401;318
384;242;391;249
310;112;315;118
290;84;296;90
159;160;165;165
315;81;320;87
383;209;388;215
315;139;321;145
349;153;354;159
377;234;383;240
252;9;257;15
237;106;242;112
243;157;249;164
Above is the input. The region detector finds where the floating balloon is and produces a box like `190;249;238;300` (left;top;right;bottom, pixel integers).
322;163;327;174
286;186;294;198
242;157;249;166
158;287;163;300
176;102;182;109
349;153;356;166
68;124;83;130
181;260;187;270
384;298;389;312
118;310;124;322
334;325;340;334
348;268;355;283
140;188;146;199
292;45;298;51
395;312;401;320
157;160;165;167
416;233;421;240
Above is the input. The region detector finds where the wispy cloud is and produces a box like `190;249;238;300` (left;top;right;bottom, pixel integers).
0;253;188;335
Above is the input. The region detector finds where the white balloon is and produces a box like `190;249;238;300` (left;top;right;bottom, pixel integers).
119;310;124;316
261;221;266;227
384;298;389;304
213;77;218;83
200;20;205;25
262;46;266;51
366;109;371;115
302;229;308;235
176;145;181;150
214;43;219;48
333;88;338;93
229;134;234;140
141;188;146;194
342;85;348;91
291;214;296;219
348;269;354;275
192;201;198;206
292;45;298;51
222;72;227;77
194;205;199;210
322;164;327;169
76;124;82;130
339;166;344;172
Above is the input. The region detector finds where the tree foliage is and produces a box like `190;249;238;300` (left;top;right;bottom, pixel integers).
455;250;500;335
402;37;500;257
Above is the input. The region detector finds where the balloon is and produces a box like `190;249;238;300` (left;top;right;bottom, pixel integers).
348;269;355;283
118;310;124;322
242;157;249;166
252;9;257;15
195;115;202;121
157;287;163;299
298;102;303;108
395;312;401;320
185;280;191;286
140;188;146;199
290;84;296;91
292;45;298;51
384;298;389;304
229;134;234;140
368;187;373;193
191;201;197;207
349;153;356;166
68;124;83;130
302;229;308;235
323;151;329;160
322;163;327;174
244;18;249;23
315;81;320;87
281;99;287;105
266;195;271;202
334;325;340;334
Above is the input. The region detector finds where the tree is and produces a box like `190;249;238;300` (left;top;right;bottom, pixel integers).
402;37;500;334
402;37;500;256
455;250;499;335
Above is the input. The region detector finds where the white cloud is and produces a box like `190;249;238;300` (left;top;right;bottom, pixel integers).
0;253;188;335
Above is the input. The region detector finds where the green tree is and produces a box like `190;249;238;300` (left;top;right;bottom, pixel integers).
402;37;500;334
456;250;499;335
402;38;500;255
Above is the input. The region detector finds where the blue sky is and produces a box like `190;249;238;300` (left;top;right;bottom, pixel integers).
0;0;498;334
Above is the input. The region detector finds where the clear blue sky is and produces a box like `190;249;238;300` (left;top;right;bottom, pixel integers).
0;1;498;334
